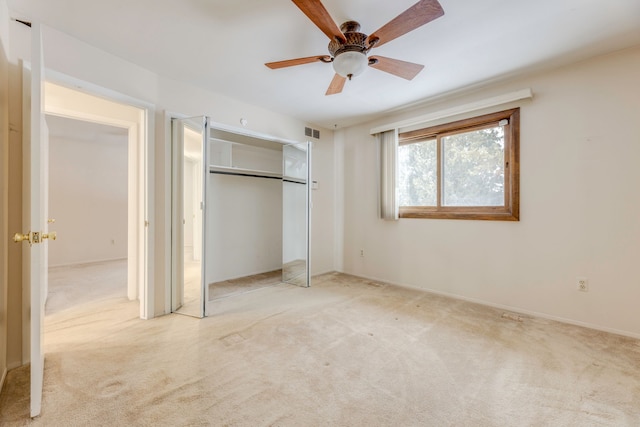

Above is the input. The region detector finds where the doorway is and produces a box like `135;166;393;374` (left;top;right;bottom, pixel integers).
45;116;129;313
43;81;150;317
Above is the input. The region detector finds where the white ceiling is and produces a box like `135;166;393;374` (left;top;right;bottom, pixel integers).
8;0;640;129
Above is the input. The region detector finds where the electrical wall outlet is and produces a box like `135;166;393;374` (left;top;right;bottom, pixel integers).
360;249;364;257
577;277;588;292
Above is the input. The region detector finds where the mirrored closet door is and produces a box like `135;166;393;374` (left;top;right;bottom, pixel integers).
282;142;311;287
171;116;208;318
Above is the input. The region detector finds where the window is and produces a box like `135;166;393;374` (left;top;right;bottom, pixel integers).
398;108;519;221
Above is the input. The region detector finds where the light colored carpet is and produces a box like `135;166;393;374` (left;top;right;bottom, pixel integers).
46;259;128;315
209;260;307;300
209;269;283;300
1;265;639;426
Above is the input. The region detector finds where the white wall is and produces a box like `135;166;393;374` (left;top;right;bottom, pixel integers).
309;133;335;276
207;142;285;282
232;143;282;173
48;131;128;266
337;46;640;338
0;0;10;386
207;174;283;282
5;7;24;369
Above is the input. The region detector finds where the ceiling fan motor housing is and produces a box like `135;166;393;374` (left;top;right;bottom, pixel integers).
328;21;368;57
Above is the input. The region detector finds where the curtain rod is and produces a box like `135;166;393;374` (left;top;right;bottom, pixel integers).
370;88;533;135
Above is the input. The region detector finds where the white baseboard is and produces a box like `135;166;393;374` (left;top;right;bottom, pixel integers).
7;361;22;371
311;269;335;278
210;266;282;284
49;257;128;269
346;272;640;341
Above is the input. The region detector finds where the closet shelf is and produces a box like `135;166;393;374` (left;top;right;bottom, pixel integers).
209;165;282;180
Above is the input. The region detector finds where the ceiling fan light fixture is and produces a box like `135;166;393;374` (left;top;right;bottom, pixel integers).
332;51;368;80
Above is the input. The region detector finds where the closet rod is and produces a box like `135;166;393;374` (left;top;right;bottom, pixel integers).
283;178;307;185
209;170;283;180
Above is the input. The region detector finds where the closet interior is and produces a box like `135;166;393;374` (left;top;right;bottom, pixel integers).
171;116;310;318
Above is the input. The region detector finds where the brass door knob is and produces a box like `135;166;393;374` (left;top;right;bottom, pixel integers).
13;232;31;243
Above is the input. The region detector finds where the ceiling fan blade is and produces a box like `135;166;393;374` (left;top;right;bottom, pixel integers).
367;0;444;48
292;0;346;42
265;55;332;69
369;56;425;80
325;74;346;95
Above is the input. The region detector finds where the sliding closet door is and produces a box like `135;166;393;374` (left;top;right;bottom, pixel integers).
171;116;209;318
282;141;311;287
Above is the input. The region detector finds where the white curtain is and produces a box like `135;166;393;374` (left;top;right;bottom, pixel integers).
377;129;399;221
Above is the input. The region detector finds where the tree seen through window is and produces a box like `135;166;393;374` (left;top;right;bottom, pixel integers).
397;108;519;221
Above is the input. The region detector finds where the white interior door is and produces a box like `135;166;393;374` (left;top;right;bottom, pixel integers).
18;22;48;418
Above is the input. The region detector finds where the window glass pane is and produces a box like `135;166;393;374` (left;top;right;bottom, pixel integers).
442;126;505;206
398;139;437;206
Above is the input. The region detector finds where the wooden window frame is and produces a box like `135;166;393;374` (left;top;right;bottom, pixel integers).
398;108;520;221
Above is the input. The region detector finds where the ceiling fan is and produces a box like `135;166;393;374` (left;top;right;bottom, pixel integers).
265;0;445;95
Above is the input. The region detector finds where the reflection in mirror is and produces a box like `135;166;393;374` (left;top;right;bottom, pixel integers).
172;117;206;318
282;142;310;287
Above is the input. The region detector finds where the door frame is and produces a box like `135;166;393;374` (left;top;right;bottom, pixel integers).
42;80;152;317
21;73;156;372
